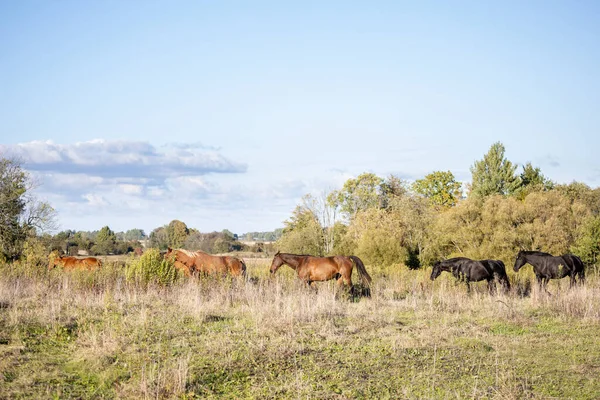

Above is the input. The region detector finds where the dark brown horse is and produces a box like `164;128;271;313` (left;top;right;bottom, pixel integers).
48;255;102;271
269;252;372;291
165;248;246;277
513;250;585;292
430;257;511;294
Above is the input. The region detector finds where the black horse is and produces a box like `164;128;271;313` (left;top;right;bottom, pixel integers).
513;251;585;292
430;257;511;293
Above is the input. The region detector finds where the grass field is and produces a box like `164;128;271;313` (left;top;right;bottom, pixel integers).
0;257;599;399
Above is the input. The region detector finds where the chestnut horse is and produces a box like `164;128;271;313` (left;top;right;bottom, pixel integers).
165;248;246;277
48;255;102;271
269;252;372;289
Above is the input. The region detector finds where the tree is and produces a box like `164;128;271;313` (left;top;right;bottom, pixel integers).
124;228;146;241
520;163;553;190
92;226;117;255
302;192;338;254
469;142;521;198
572;215;600;266
412;171;462;207
276;204;324;255
149;227;169;250
166;220;189;248
328;173;384;220
0;156;56;260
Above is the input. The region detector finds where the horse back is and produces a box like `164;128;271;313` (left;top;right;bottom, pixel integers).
561;254;584;272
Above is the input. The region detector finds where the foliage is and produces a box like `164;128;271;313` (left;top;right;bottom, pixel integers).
0;156;56;260
469;142;521;198
166;220;189;248
572;215;600;266
328;173;384;219
412;170;462;207
276;203;324;255
343;208;407;267
125;248;181;286
22;235;50;269
149;226;169;250
91;226;117;255
122;228;146;241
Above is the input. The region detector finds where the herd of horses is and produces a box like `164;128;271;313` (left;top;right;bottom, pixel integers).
430;251;585;294
47;248;586;295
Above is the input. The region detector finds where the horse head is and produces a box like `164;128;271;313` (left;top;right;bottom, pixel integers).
513;251;527;272
430;261;443;281
48;253;61;270
270;251;284;274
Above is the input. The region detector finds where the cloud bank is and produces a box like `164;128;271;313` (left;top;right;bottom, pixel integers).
0;140;315;233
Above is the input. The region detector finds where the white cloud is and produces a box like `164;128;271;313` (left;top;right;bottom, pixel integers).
0;139;246;178
82;193;109;207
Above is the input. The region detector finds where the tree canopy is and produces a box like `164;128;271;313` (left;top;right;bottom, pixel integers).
470;142;521;198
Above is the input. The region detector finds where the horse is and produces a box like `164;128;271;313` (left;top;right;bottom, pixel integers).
48;255;102;271
269;252;372;293
513;250;585;292
430;257;511;293
164;248;246;277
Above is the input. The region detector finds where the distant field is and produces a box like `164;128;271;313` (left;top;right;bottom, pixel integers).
0;258;599;399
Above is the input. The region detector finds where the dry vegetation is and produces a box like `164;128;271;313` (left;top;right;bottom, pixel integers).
1;257;599;399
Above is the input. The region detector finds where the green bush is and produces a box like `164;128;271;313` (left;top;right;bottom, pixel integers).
125;248;181;286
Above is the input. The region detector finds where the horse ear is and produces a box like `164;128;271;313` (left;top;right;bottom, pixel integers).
275;250;280;256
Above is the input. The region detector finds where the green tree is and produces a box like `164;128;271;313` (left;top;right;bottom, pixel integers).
412;171;462;207
276;204;324;255
328;173;384;220
166;220;189;248
572;215;600;266
520;162;553;190
149;227;169;250
92;226;117;255
124;228;146;241
0;156;56;260
469;142;521;198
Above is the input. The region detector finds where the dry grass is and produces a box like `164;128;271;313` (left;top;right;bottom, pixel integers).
0;259;599;399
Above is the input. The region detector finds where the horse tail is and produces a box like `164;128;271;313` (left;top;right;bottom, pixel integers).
576;257;586;284
491;260;510;291
239;258;247;278
227;257;246;278
350;256;372;287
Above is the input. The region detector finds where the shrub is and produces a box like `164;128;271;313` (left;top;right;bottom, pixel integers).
125;248;181;286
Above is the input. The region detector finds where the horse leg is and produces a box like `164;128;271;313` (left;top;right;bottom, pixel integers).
536;275;543;291
543;278;552;295
579;269;586;285
487;279;496;295
570;274;576;288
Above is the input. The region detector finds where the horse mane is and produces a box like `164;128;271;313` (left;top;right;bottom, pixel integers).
278;252;316;257
519;250;552;256
175;248;203;258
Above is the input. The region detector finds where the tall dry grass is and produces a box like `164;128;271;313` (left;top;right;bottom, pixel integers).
0;257;599;398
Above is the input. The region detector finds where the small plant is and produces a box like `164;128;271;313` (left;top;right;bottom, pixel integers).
125;248;181;286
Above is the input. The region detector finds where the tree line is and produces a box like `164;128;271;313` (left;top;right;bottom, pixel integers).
275;142;600;268
1;142;598;267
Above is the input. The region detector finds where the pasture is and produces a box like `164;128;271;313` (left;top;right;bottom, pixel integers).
0;256;599;399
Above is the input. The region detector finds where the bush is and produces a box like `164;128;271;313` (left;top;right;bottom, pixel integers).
125;248;182;286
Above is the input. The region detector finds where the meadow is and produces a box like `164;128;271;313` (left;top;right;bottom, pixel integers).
0;256;599;399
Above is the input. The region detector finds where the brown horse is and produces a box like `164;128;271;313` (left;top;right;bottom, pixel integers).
165;248;247;277
48;255;102;271
269;252;372;290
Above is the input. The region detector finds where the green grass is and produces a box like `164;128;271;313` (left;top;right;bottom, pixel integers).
1;260;599;399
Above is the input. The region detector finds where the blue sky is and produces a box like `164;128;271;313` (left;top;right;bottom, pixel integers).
1;1;599;235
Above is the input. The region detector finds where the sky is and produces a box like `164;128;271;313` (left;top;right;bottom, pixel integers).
1;1;599;236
